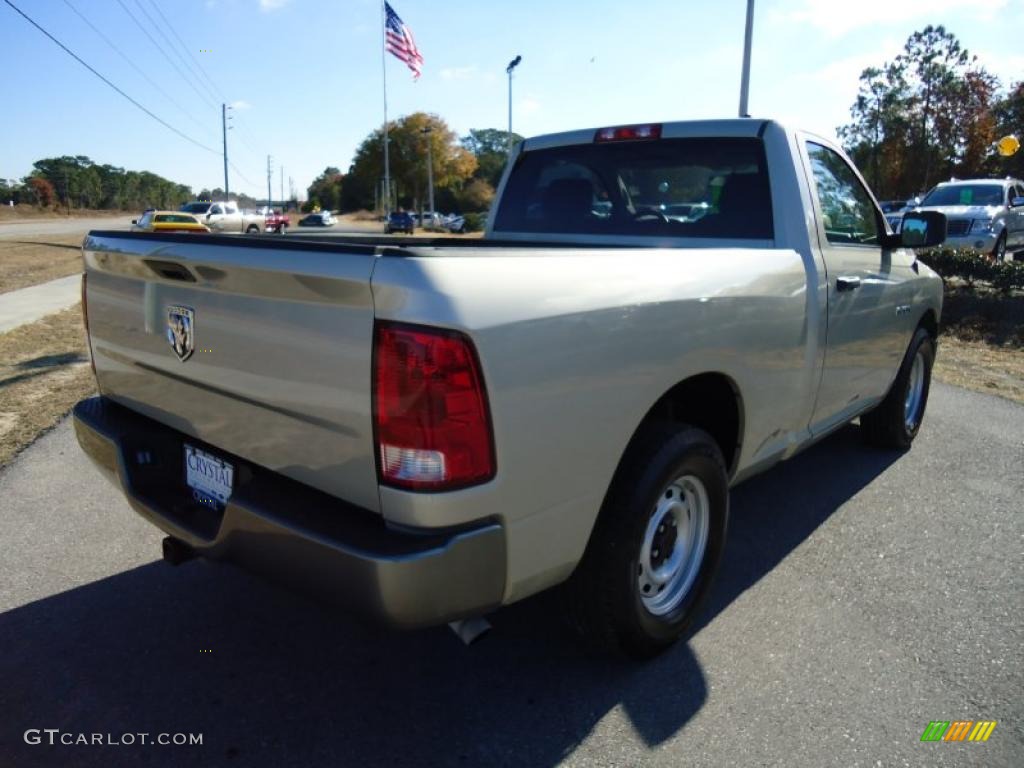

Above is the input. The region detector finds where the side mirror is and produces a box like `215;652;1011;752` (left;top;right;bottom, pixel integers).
900;211;946;248
1011;196;1024;208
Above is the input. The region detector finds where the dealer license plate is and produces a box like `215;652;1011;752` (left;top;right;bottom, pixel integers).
184;444;234;505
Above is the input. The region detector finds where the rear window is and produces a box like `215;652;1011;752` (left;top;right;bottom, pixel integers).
493;137;772;239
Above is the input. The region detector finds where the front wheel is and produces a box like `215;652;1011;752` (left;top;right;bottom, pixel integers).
992;232;1007;262
861;326;936;449
567;424;729;659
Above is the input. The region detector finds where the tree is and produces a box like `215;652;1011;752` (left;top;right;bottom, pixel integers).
462;128;523;189
457;178;495;212
307;167;344;212
26;176;56;208
838;25;1002;198
991;81;1024;179
346;112;477;211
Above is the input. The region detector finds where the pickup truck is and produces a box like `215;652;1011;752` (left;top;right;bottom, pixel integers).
264;210;291;234
74;119;947;658
178;200;266;234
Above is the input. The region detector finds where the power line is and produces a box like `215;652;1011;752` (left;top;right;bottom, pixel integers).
142;0;267;163
3;0;218;155
146;0;227;104
131;0;220;106
113;0;218;111
60;0;215;143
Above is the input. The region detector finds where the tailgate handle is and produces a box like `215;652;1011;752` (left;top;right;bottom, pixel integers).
144;260;196;282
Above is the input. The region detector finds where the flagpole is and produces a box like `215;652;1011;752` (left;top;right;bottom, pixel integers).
381;0;391;217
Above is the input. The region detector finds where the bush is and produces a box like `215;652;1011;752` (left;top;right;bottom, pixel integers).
462;212;486;232
917;248;1024;293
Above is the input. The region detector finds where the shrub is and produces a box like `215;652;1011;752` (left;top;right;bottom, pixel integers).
917;248;1024;293
462;212;486;232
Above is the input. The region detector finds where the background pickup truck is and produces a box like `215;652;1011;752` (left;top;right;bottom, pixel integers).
178;200;266;234
75;119;946;658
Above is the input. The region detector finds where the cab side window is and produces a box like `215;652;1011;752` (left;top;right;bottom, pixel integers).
210;205;223;215
806;142;879;246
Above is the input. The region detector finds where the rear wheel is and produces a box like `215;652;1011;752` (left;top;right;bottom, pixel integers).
246;224;259;234
567;424;728;658
861;326;935;449
278;225;288;235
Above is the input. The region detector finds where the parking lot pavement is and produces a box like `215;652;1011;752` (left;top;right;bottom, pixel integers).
0;274;81;332
0;381;1020;767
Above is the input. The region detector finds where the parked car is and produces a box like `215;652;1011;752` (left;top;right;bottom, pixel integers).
445;215;466;233
264;210;291;234
130;211;209;234
914;178;1024;261
75;118;946;658
178;200;265;234
385;211;415;234
298;212;335;227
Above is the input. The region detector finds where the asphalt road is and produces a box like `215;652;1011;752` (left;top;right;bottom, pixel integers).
0;216;134;239
0;382;1020;767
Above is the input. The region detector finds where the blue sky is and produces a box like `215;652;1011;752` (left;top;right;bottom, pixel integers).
2;0;1022;200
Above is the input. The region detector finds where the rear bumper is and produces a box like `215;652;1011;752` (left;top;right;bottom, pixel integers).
72;396;506;628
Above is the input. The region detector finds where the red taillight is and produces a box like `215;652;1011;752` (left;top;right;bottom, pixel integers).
373;322;495;491
594;123;662;143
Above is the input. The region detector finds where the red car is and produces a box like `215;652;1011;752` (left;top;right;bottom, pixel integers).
265;211;291;234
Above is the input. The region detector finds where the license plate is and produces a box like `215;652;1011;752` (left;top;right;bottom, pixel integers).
184;445;234;505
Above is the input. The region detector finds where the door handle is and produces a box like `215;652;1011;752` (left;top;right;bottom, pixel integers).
836;276;861;292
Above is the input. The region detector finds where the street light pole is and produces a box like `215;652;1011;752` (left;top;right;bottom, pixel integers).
738;0;755;118
222;103;231;198
506;55;521;155
421;126;434;227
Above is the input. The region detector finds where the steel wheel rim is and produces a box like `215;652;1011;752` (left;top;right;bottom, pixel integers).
904;350;926;431
638;474;710;616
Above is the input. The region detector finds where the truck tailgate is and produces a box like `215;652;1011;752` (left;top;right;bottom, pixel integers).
82;232;381;513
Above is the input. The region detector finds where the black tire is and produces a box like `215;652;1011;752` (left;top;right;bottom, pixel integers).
566;424;729;659
246;225;259;234
861;326;936;449
278;225;287;235
992;232;1007;262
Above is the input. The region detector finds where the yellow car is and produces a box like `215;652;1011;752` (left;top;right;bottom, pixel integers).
131;211;210;233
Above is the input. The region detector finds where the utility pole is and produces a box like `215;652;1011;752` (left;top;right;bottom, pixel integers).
222;103;231;198
506;55;522;155
738;0;755;117
266;155;273;211
421;126;434;226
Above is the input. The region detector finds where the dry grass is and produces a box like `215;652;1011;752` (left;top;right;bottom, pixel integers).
0;304;97;467
0;235;84;294
934;336;1024;404
932;282;1024;404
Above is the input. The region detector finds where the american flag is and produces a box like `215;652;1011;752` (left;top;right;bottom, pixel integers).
384;2;423;79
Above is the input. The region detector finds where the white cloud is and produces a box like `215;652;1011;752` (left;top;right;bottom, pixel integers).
811;40;903;84
259;0;292;11
230;100;252;110
783;0;1008;36
440;66;478;81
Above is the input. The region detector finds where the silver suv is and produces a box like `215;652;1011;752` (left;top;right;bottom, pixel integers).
914;178;1024;261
